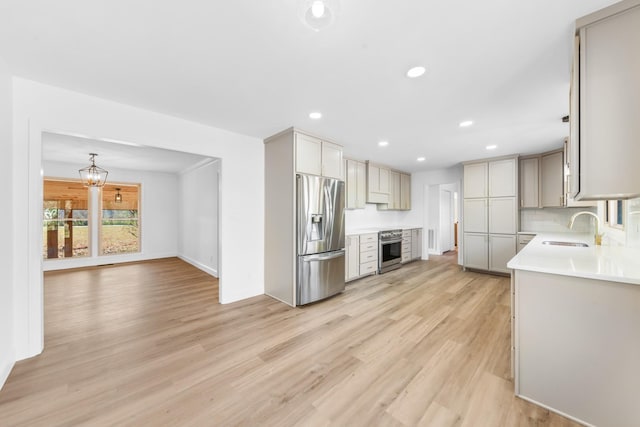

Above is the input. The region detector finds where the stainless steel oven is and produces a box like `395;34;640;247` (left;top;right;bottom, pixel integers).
379;229;402;273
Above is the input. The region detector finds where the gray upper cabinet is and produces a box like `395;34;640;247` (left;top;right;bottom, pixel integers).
519;157;539;208
295;132;344;180
489;159;516;198
540;151;564;208
345;159;366;209
572;0;640;200
366;162;390;203
368;163;412;211
463;163;488;198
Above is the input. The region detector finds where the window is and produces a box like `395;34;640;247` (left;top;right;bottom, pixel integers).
101;184;140;255
605;199;625;229
43;179;90;259
42;179;141;260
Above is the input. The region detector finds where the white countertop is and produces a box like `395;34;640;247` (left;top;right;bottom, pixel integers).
346;225;422;236
507;233;640;285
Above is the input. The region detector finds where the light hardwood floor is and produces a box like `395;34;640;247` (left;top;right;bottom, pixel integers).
0;254;578;426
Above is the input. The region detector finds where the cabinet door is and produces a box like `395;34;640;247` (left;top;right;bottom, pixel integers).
321;141;343;180
519;157;539;208
391;171;401;209
579;5;640;199
346;235;359;281
400;173;411;210
379;167;390;194
346;160;357;209
411;229;422;259
367;164;389;203
464;163;488;198
463;233;488;270
401;242;412;263
489;234;516;273
463;199;488;233
541;151;564;207
295;133;322;176
489;158;516;197
564;138;595;207
489;197;517;234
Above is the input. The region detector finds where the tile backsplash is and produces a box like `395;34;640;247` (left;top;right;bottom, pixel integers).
520;207;597;233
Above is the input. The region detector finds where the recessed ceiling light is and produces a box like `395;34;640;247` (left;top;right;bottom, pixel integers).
459;120;474;127
486;145;497;150
309;112;322;119
378;141;389;147
417;157;426;162
406;66;426;78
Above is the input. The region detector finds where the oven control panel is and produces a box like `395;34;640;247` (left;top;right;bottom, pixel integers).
379;230;403;241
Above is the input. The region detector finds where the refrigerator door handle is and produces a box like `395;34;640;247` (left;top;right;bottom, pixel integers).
300;250;345;262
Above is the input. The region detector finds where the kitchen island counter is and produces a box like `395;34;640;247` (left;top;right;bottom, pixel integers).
509;233;640;427
507;232;640;285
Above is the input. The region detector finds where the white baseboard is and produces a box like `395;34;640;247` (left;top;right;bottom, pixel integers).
177;255;218;278
0;355;15;391
43;252;179;271
516;393;594;427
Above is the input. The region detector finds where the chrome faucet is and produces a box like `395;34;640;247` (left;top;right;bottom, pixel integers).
568;211;602;245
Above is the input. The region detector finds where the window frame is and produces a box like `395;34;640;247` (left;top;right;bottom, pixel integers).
42;177;142;261
605;199;625;230
98;183;142;256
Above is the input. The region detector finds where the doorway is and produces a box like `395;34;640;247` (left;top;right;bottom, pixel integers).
439;189;455;253
40;131;221;284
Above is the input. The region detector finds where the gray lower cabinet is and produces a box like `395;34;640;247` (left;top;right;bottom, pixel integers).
402;228;422;263
345;232;378;282
401;230;412;263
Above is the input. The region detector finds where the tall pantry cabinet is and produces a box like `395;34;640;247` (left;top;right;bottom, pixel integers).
462;157;518;273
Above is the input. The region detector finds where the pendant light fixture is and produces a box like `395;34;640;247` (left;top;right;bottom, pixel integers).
114;188;123;203
298;0;339;31
78;153;108;187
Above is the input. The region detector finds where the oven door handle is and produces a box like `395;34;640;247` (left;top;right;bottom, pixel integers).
381;239;402;245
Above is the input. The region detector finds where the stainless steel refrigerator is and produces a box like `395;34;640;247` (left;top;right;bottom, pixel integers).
296;174;345;305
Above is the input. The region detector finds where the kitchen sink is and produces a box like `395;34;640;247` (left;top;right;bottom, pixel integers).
541;240;589;247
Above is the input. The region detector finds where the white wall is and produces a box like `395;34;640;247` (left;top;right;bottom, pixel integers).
12;78;264;361
42;160;179;270
0;58;15;389
178;160;219;277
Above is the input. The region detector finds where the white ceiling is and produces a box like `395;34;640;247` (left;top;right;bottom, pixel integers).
42;132;213;173
0;0;619;172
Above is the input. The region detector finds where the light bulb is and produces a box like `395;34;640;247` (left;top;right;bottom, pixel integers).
298;0;339;31
311;1;325;18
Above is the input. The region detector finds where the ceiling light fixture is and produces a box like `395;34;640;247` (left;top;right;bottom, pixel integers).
115;188;123;203
486;145;497;150
378;141;389;147
78;153;108;187
406;66;426;78
309;112;322;119
417;157;426;162
459;120;474;127
298;0;339;31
